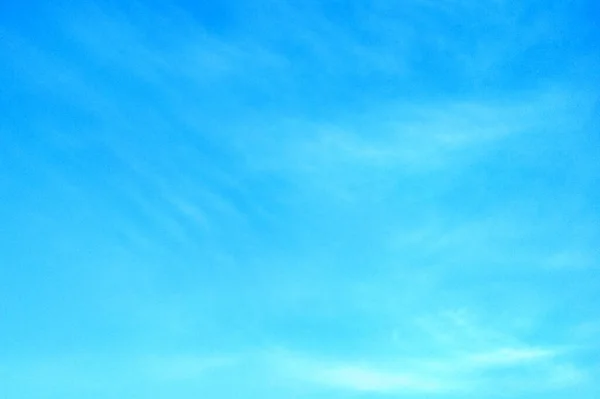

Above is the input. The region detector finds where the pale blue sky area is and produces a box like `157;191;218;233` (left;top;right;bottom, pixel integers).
1;1;600;398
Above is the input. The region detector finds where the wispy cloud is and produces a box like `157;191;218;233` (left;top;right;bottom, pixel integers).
255;304;595;395
1;1;599;398
239;84;588;171
268;342;585;395
307;363;451;394
464;347;556;367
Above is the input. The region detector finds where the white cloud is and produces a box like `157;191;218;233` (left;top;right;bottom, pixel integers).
465;347;557;367
268;342;584;396
312;364;450;393
236;84;591;194
269;351;459;394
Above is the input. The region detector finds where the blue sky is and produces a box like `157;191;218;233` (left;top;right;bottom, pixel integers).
1;0;599;397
